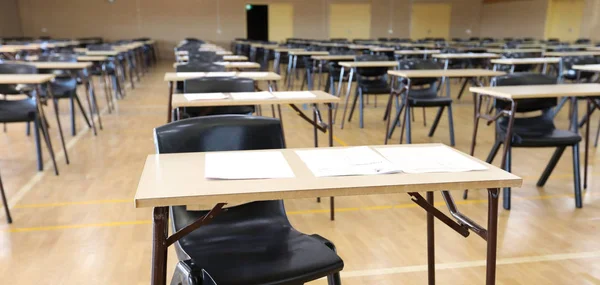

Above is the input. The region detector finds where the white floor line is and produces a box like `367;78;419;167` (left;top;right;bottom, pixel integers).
341;250;600;278
0;104;111;219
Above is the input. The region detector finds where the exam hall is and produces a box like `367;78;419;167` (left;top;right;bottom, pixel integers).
0;0;599;284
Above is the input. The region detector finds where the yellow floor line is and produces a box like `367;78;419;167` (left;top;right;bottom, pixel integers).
14;199;132;209
5;220;151;233
341;250;600;278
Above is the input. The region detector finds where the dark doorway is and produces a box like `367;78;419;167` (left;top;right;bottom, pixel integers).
246;4;268;41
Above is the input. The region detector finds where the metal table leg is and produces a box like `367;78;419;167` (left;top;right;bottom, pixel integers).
167;81;174;123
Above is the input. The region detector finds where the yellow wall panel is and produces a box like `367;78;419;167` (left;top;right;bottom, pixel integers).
329;3;371;40
410;3;451;40
268;3;293;43
545;0;584;41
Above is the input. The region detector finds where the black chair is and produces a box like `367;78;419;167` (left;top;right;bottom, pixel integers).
344;55;391;128
325;51;356;96
86;44;127;98
0;63;60;174
36;54;93;136
154;115;344;285
186;51;223;63
180;77;255;118
0;169;10;223
389;59;455;146
471;73;582;209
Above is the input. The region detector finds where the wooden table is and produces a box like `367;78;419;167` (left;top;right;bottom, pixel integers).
0;74;66;174
469;83;600;209
337;61;400;129
394;50;441;59
164;72;282;122
386;69;506;145
487;48;544;54
310;55;356;90
213;61;261;70
135;144;522;285
491;57;561;73
286;51;330;90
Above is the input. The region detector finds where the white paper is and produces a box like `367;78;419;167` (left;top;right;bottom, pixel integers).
175;72;205;77
205;151;295;180
272;91;316;99
295;146;400;177
204;72;237;77
237;72;268;77
230;92;275;100
184;93;228;101
375;146;487;174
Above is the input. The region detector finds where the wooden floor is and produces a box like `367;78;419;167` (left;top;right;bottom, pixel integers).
1;62;599;285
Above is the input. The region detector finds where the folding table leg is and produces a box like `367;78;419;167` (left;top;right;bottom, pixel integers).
151;207;169;285
486;188;500;285
0;171;11;223
426;191;435;285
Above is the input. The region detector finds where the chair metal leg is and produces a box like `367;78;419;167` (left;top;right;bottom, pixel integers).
447;105;456;146
595;116;600;147
457;78;469;100
74;95;92;129
348;88;360;123
572;143;583;208
26;122;30;136
536;146;566;187
405;101;412;144
486;140;502;164
69;96;76;136
0;171;11;223
38;110;59;176
428;107;444;137
554;97;569;118
502;146;512;210
33;116;43;171
359;89;364;128
46;87;69;165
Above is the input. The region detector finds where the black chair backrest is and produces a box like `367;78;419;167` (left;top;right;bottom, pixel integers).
184;77;254;94
37;54;77;62
398;59;441;86
187;51;222;63
355;54;389;77
0;63;37;95
494;73;558;112
176;63;225;73
563;56;598;81
87;44;114;51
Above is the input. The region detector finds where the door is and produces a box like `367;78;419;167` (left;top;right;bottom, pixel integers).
545;0;585;41
268;3;293;42
410;3;451;40
329;3;371;40
246;4;268;41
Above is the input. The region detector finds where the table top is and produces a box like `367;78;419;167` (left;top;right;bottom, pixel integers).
77;56;109;61
24;62;93;69
516;44;546;49
134;144;522;208
172;90;339;108
223;55;248;61
288;51;329;56
586;47;600;51
572;64;600;72
348;45;371;50
395;50;441;55
273;48;305;52
544;51;600;57
311;55;356;61
164;71;281;82
470;83;600;99
491;57;561;65
546;44;592;50
487;48;544;54
0;74;56;84
84;50;120;56
433;53;500;59
370;47;395;52
213;62;261;69
0;46;19;53
0;45;42;51
388;69;506;78
338;61;398;68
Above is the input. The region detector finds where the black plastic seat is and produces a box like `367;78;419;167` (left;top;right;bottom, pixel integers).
175;63;226;92
182;77;255;117
484;73;582;209
389;59;455;146
154;115;343;285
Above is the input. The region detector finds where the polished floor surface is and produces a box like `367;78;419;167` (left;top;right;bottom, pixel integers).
0;62;599;285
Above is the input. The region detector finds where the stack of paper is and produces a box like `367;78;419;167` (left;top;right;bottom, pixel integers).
204;72;237;77
295;146;399;177
375;146;487;173
230;92;275;100
184;93;228;101
272;91;316;99
205;151;295;180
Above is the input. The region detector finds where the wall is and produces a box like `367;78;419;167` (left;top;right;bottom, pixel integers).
581;0;600;41
15;0;481;59
0;0;23;37
480;0;550;38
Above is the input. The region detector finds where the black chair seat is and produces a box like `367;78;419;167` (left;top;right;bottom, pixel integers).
408;95;452;107
0;99;36;122
171;203;343;285
359;80;390;94
48;78;77;98
499;128;581;147
182;106;255;117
